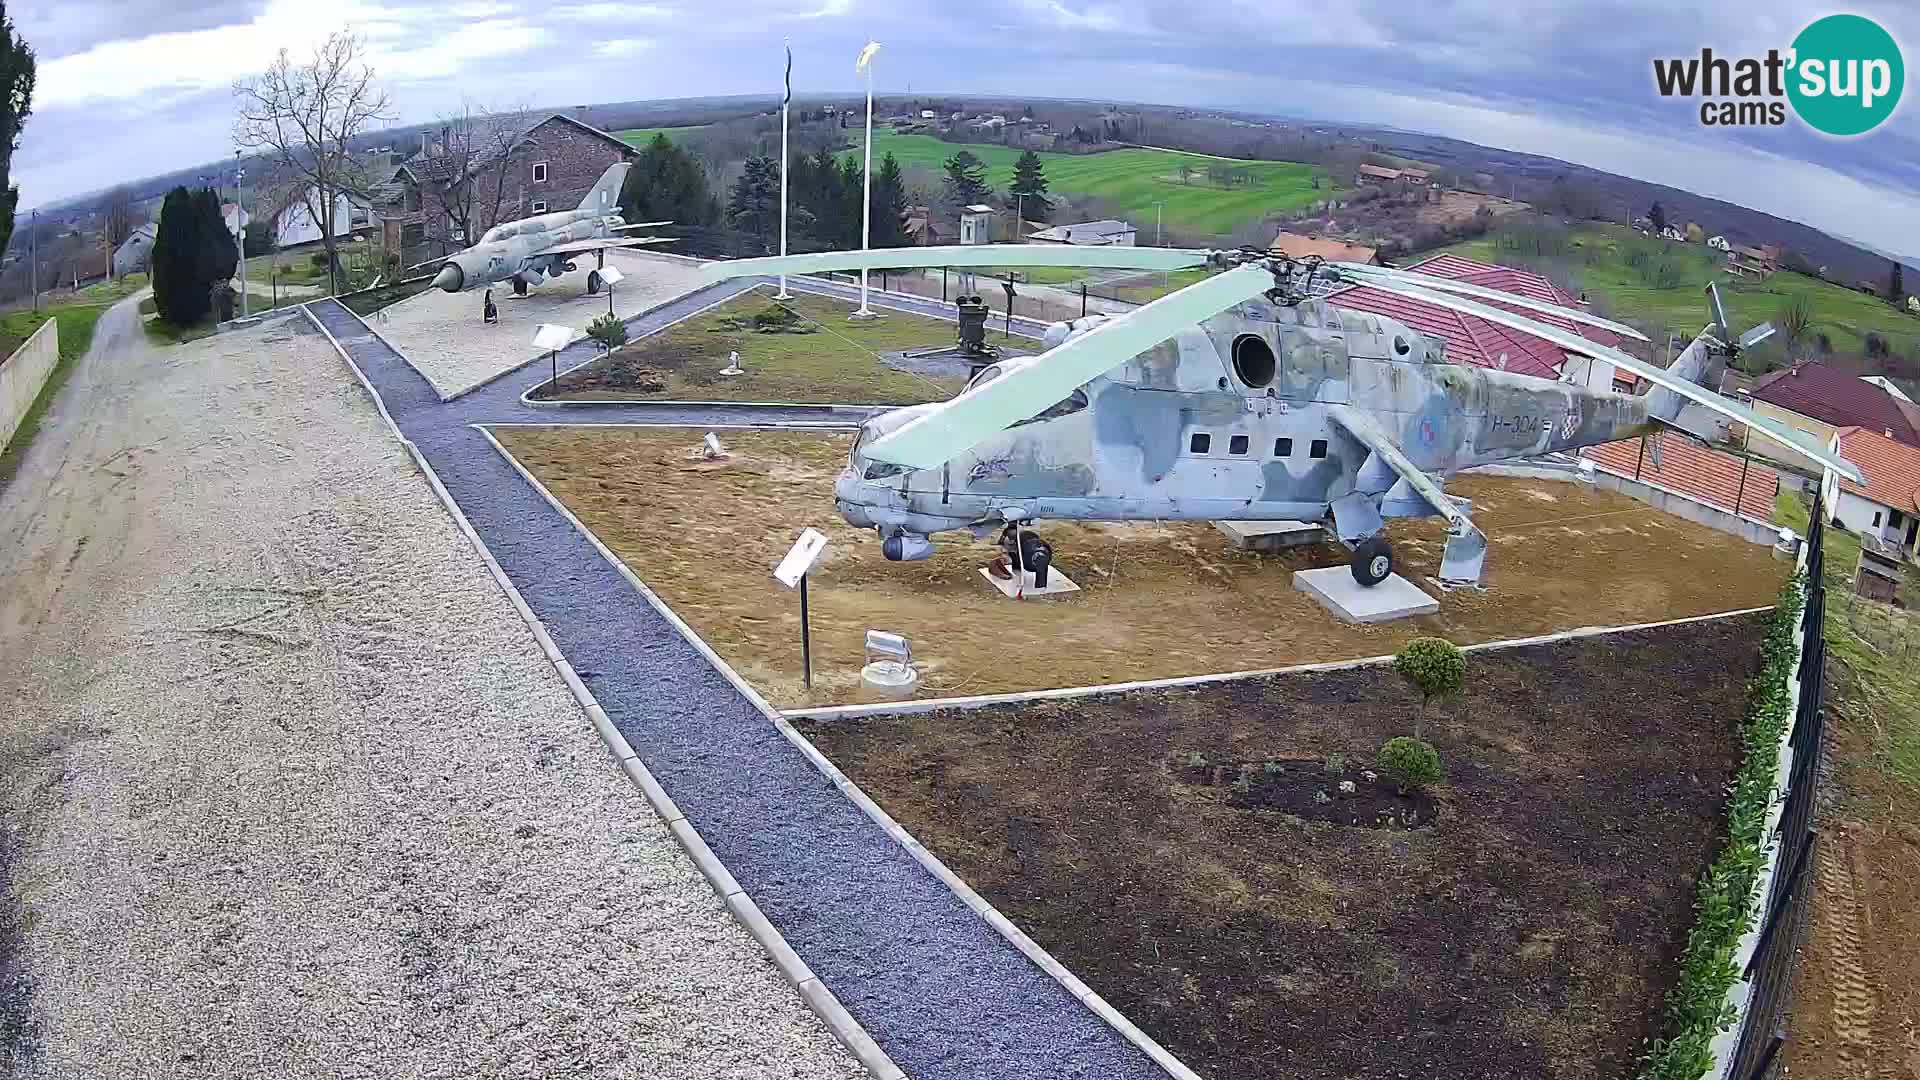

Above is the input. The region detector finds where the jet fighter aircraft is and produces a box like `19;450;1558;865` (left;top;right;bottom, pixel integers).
702;244;1859;589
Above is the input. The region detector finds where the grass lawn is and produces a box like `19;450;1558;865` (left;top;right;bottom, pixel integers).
614;125;708;147
530;286;969;405
0;300;111;487
848;131;1340;236
143;289;293;345
1435;223;1920;356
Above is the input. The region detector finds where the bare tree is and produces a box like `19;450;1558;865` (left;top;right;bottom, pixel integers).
103;186;135;251
233;31;391;294
416;100;531;254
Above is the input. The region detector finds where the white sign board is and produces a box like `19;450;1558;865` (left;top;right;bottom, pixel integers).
598;265;626;286
532;323;575;352
773;528;829;589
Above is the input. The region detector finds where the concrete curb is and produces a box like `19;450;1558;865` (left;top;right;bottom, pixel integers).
520;397;891;413
475;421;1205;1080
783;604;1779;721
301;301;908;1080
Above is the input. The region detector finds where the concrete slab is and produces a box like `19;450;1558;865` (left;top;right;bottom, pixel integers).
1293;568;1438;624
979;565;1082;599
1214;519;1327;552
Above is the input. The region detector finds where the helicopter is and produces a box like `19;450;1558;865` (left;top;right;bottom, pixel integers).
701;244;1860;589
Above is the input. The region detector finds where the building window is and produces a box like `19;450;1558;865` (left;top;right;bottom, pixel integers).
532;162;549;183
530;200;547;214
1274;437;1293;457
1309;438;1329;459
1189;433;1211;454
1892;509;1906;529
1873;511;1883;527
1229;434;1250;455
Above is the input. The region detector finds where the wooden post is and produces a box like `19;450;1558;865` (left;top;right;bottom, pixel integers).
799;573;813;688
1633;435;1647;480
549;349;558;389
1735;455;1751;516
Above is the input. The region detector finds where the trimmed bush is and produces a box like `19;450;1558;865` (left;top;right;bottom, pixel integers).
1377;736;1442;792
1396;637;1465;737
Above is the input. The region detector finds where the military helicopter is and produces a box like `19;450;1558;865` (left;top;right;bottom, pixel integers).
414;163;673;300
702;244;1860;588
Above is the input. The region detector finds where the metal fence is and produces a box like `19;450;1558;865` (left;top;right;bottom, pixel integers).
1721;495;1828;1080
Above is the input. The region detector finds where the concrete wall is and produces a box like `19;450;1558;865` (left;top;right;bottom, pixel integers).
0;318;59;452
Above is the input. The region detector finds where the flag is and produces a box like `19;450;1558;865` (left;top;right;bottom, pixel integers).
783;43;792;107
856;40;881;74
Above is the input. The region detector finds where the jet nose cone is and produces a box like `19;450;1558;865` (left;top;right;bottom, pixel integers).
432;263;464;292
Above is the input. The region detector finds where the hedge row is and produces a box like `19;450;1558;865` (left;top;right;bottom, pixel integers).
1637;570;1807;1080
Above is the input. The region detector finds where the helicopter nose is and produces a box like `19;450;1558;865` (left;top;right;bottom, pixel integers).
432;262;464;292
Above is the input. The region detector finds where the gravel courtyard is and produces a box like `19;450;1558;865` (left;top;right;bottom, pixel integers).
0;298;861;1079
377;251;709;398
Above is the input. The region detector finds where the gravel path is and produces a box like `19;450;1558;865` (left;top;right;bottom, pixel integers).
311;292;1166;1080
0;297;863;1079
377;252;708;399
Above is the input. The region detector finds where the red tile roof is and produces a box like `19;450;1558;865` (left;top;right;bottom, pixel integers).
1832;426;1920;512
1328;253;1620;381
1581;435;1780;522
1748;363;1920;446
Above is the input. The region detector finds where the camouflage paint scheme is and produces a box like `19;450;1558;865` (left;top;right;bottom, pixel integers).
835;296;1655;578
428;163;657;294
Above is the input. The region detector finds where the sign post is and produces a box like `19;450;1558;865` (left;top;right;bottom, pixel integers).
773;527;830;689
533;323;574;391
599;264;625;319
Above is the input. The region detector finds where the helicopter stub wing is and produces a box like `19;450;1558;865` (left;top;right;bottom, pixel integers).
1330;262;1649;342
862;263;1274;469
1351;274;1864;484
700;243;1215;283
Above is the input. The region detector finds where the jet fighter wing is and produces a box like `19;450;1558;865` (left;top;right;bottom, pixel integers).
540;237;675;257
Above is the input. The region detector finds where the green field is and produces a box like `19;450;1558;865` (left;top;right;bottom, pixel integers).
0;298;113;487
1437;223;1920;357
847;132;1338;236
615;125;708;147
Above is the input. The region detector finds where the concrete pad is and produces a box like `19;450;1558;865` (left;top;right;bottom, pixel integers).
979;565;1082;599
1213;520;1327;552
1293;568;1438;624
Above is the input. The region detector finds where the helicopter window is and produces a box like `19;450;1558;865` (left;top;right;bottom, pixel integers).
1309;439;1329;459
1229;434;1249;455
966;364;1003;391
1231;335;1276;388
1189;433;1211;454
864;462;907;480
1274;437;1293;457
1011;388;1088;427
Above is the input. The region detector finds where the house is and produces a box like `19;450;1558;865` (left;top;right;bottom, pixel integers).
1822;426;1920;558
902;205;950;246
959;204;996;245
1399;168;1430;185
1706;235;1731;252
1660;226;1687;242
1327;253;1630;386
1357;164;1402;184
1269;231;1377;266
274;188;369;248
1863;375;1913;403
920;109;935;120
1026;219;1137;246
1726;243;1778;280
1747;362;1920;450
112;223;158;277
221;203;250;239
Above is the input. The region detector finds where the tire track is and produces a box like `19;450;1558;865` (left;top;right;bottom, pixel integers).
1816;833;1879;1077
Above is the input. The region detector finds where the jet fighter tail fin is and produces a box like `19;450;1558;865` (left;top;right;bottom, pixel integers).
580;163;632;212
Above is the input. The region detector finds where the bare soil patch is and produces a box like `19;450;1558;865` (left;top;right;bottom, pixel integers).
795;614;1767;1080
495;427;1787;707
530;286;967;405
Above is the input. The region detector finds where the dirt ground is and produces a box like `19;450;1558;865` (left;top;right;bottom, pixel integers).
1414;190;1531;227
797;616;1765;1080
532;287;967;405
493;427;1788;708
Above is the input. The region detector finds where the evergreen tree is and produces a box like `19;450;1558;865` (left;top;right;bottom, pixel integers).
1009;149;1053;223
941;150;991;210
726;155;779;249
1892;259;1905;303
837;156;862;248
870;152;910;248
194;186;237;289
151;187;210;326
804;145;844;247
1648;201;1666;233
0;2;32;264
619;133;721;227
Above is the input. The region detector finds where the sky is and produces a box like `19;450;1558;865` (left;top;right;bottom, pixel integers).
10;0;1920;259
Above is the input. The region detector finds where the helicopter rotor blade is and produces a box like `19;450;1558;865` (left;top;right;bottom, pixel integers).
700;243;1217;283
1349;274;1863;483
1330;262;1649;342
862;263;1274;469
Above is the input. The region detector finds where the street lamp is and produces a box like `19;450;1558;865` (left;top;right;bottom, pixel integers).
235;150;248;319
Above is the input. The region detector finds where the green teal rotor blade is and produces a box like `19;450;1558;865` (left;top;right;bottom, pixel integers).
701;243;1214;282
862;263;1273;470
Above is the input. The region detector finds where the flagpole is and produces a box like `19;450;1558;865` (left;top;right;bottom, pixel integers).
774;41;793;300
851;41;881;319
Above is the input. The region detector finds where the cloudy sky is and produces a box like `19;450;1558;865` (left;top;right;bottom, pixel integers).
11;0;1920;258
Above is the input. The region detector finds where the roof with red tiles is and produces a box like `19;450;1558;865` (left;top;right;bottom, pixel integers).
1748;362;1920;446
1831;426;1920;512
1327;253;1621;381
1581;435;1779;522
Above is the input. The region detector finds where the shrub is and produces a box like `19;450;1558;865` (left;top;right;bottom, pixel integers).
586;312;628;353
1395;637;1465;738
751;303;802;331
1323;753;1346;777
1377;736;1442;792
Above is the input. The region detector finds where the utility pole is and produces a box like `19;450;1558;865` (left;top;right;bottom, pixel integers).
236;151;249;318
29;209;37;314
1154;202;1163;247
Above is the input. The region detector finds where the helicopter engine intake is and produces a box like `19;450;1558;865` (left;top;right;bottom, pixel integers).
881;532;934;561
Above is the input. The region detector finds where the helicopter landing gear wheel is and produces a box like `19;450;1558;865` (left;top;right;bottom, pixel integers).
1350;537;1393;587
512;275;528;297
